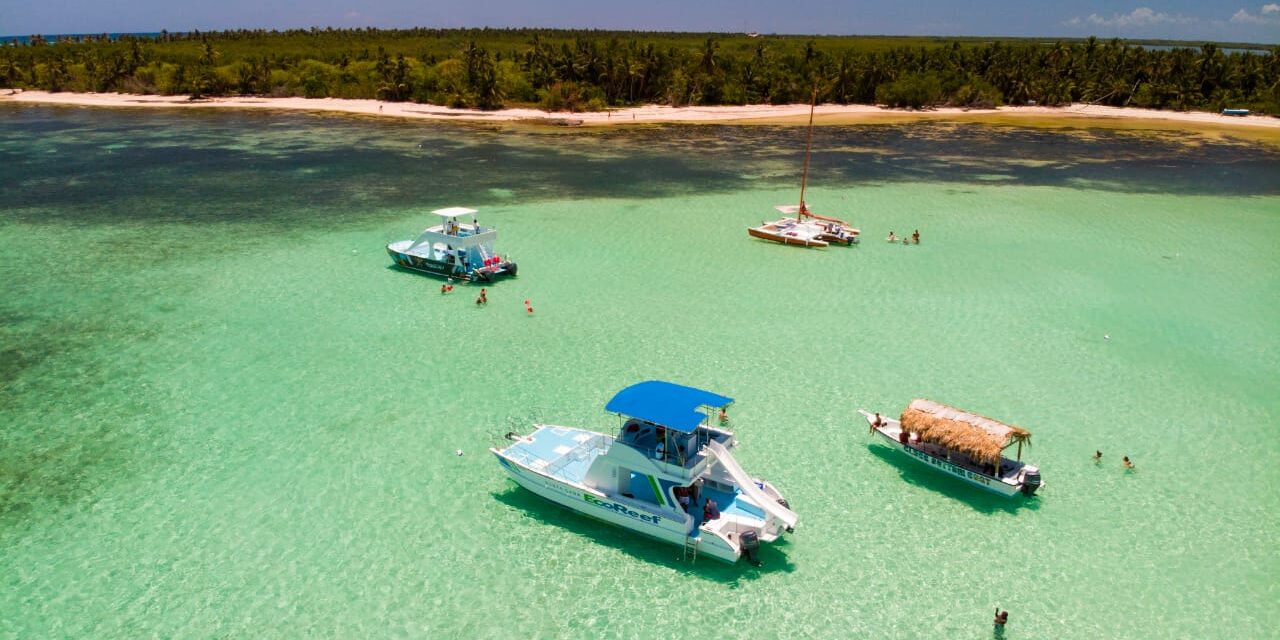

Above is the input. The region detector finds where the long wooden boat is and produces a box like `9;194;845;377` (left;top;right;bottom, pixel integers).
858;401;1043;498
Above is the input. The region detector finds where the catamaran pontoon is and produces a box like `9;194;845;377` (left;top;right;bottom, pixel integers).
387;207;518;282
859;400;1043;497
491;381;798;565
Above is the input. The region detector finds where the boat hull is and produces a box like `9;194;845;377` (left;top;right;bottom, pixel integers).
492;451;742;563
386;246;517;282
747;226;828;247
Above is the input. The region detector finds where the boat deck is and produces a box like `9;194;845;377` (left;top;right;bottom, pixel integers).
754;219;825;241
501;426;609;484
698;485;766;523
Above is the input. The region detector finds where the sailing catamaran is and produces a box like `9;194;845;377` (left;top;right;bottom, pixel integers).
859;400;1043;498
492;381;798;565
748;89;860;247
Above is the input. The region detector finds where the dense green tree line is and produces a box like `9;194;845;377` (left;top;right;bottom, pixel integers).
2;28;1277;114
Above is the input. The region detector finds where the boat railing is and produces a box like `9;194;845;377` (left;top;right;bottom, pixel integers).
905;438;1022;482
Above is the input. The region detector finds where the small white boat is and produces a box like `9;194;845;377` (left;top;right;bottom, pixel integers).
491;381;798;565
859;400;1043;498
387;207;517;282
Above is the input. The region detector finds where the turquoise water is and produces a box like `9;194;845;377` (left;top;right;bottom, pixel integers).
2;105;1277;638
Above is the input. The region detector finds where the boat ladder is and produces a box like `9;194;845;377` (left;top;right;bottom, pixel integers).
477;245;493;264
682;535;700;564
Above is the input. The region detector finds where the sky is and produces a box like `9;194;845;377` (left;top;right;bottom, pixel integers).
2;1;1278;43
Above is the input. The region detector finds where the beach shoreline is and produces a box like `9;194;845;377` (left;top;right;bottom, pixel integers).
4;89;1278;137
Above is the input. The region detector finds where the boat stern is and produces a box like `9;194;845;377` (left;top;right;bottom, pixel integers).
1019;465;1043;496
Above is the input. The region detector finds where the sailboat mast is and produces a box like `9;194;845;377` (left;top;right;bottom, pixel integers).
798;86;818;218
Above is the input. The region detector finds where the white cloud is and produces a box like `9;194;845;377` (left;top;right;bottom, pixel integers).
1071;7;1198;28
1230;6;1280;24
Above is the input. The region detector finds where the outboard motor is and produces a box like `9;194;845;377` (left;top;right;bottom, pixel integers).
505;262;518;276
1020;466;1042;496
740;530;761;567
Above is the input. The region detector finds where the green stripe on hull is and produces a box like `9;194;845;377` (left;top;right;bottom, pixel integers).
646;474;665;507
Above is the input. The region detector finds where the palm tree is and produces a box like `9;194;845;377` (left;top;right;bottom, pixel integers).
198;42;220;67
1;57;22;88
699;38;720;75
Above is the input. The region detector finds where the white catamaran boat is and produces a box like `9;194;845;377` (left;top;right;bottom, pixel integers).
491;381;798;565
387;207;518;282
859;400;1043;498
748;89;860;248
748;205;860;247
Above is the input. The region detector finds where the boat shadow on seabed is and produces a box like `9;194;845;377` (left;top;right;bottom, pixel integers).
865;445;1042;515
492;486;798;583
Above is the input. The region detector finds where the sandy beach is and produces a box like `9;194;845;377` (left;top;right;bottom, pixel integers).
4;89;1278;138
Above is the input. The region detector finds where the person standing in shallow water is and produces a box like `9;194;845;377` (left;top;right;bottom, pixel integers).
993;608;1008;637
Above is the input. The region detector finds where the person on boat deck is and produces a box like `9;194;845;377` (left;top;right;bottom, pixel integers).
718;408;729;424
898;429;909;445
675;487;691;512
871;412;885;433
703;498;720;521
655;438;667;461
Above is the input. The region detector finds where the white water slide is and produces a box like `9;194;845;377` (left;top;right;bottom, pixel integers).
705;441;799;529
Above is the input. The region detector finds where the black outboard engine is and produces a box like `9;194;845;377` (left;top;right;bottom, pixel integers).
505;262;518;277
740;530;761;567
1020;466;1042;496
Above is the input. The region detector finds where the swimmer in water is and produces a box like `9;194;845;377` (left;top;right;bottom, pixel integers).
1093;450;1102;463
1123;456;1135;470
887;231;898;243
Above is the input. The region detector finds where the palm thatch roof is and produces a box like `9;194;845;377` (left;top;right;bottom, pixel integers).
899;399;1031;464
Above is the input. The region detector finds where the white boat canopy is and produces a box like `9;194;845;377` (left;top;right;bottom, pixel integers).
774;205;803;215
432;207;479;218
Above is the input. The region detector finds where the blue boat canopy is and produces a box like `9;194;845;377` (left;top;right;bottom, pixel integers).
604;381;733;434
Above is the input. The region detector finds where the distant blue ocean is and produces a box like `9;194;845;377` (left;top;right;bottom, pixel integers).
1;32;165;44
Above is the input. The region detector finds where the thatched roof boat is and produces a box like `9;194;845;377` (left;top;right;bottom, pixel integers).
859;400;1043;498
900;399;1030;464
